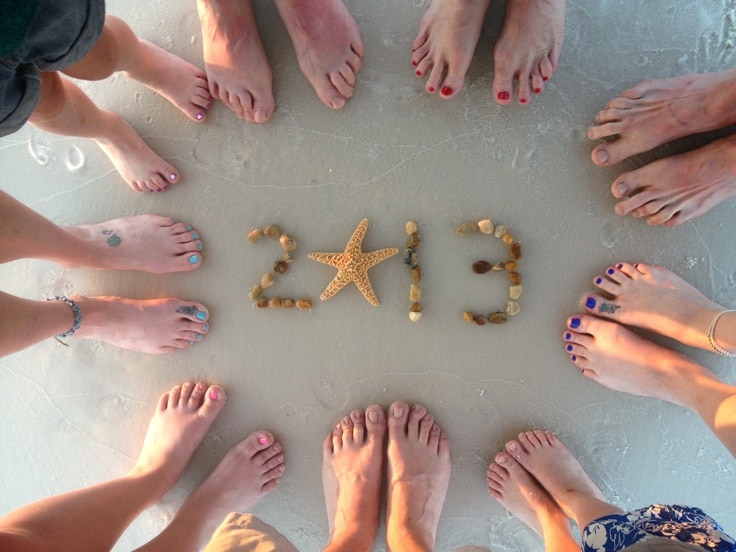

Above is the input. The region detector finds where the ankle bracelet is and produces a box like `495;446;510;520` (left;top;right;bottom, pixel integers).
707;309;736;357
46;295;83;345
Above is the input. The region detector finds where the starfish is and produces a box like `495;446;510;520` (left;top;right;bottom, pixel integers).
308;219;398;306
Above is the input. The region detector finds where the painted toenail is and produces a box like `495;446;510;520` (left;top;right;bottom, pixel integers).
367;409;378;422
191;232;199;239
428;86;435;93
196;310;207;321
441;86;454;96
607;268;615;275
412;60;418;67
202;323;209;331
196;112;204;120
185;224;192;231
570;317;581;329
534;88;541;94
196;243;202;250
571;355;577;362
210;390;219;400
507;442;518;451
585;297;596;309
543;76;549;81
564;332;571;340
189;254;199;264
169;173;177;181
595;150;609;164
566;344;573;352
498;91;510;101
617;263;623;269
416;70;422;76
196;333;202;340
259;436;269;445
520;98;528;104
595;277;602;285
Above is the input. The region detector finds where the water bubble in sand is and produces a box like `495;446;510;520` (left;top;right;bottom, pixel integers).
28;135;53;165
600;221;621;248
65;145;85;172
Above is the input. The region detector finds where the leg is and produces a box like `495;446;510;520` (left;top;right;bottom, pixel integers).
410;0;491;100
0;382;225;552
62;16;211;123
487;453;579;552
29;71;179;192
580;262;736;354
274;0;364;110
136;431;284;551
564;314;736;457
504;431;623;531
322;406;386;552
0;188;202;273
0;293;210;357
588;69;736;166
386;402;451;552
197;0;274;123
607;131;736;226
492;0;565;105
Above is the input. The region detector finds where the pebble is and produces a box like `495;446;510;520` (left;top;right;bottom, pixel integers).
282;298;295;308
504;260;518;271
492;262;505;271
268;297;282;308
249;284;263;300
406;232;421;249
508;271;522;285
510;243;522;260
273;260;289;274
502;233;514;245
263;224;280;238
409;311;422;322
456;222;478;237
474;314;487;326
506;301;520;316
488;312;508;324
478;219;494;234
279;234;297;252
472;260;492;274
411;266;422;283
260;272;275;289
463;311;475;323
255;298;268;308
404;248;419;268
410;302;423;313
405;220;418;234
296;298;313;310
410;284;422;302
494;225;507;238
247;228;263;243
509;285;523;300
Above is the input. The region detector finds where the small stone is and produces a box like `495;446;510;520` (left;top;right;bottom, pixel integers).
404;248;419;268
478;219;494;234
494;225;508;238
263;224;280;238
510;243;522;260
410;302;423;313
410;283;422;302
409;311;422;322
248;284;263;300
282;298;295;309
472;260;492;274
504;260;518;271
456;222;478;237
462;311;475;323
405;220;418;235
279;234;297;252
268;297;282;308
509;284;523;300
492;262;505;271
260;273;275;289
474;314;487;326
508;271;522;285
273;260;289;274
247;228;263;243
506;301;520;316
502;233;514;245
406;231;421;249
255;298;268;308
488;312;508;324
296;298;313;310
411;266;422;283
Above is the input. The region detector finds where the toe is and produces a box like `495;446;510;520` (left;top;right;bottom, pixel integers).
200;385;226;416
365;405;387;441
350;409;366;443
388;401;410;438
179;381;196;405
408;404;427;440
241;431;276;458
167;385;182;408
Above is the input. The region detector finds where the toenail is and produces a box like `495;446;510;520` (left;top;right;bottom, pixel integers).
566;344;573;352
207;101;212;108
191;232;199;239
196;243;202;250
196;310;207;321
196;112;204;121
392;405;404;417
564;332;571;340
367;409;378;422
185;224;192;231
570;317;581;329
210;390;219;400
441;86;454;96
595;150;609;164
259;436;269;445
607;268;615;275
497;91;510;101
616;263;623;269
543;76;549;81
416;70;422;76
202;323;209;331
428;86;435;93
189;254;200;264
616;182;629;195
585;297;596;309
169;173;177;181
273;443;281;452
595;277;602;285
534;87;541;94
412;60;418;67
195;333;202;340
507;441;518;451
571;355;577;362
520;98;528;104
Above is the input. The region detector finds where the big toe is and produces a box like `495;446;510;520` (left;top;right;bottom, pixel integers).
388;401;410;437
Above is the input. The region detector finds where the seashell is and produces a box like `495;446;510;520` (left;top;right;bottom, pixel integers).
279;234;297;252
492;262;505;271
296;298;313;310
411;266;422;283
255;298;268;308
472;260;492;274
502;233;514;245
494;225;507;238
273;260;289;274
410;284;422;302
405;220;418;235
510;243;522;260
504;260;517;271
249;284;263;300
456;222;478;237
282;298;295;308
488;312;508;324
247;228;263;243
478;219;494;234
404;248;419;268
508;271;522;285
409;311;422;322
263;224;280;238
509;285;523;300
406;231;421;249
463;311;475;323
260;272;275;289
410;302;423;313
268;297;282;308
474;314;487;326
506;301;520;316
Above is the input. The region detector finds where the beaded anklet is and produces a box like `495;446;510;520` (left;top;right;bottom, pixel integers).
46;295;83;346
707;309;736;357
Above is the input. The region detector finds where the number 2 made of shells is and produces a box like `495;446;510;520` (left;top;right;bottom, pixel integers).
457;219;522;326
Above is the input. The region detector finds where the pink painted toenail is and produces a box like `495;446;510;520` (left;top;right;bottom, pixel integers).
169;173;177;181
441;86;454;96
259;436;269;445
210;390;219;400
196;112;204;120
498;91;510;101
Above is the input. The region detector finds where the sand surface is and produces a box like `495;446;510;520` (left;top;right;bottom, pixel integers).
1;1;735;550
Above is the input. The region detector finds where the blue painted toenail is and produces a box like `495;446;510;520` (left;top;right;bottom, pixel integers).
202;323;209;331
595;277;602;285
607;268;615;275
566;344;573;352
585;297;596;309
189;341;195;346
564;333;571;340
196;243;202;250
196;310;207;321
185;225;192;231
189;254;199;264
196;333;202;340
191;232;199;239
571;355;577;362
570;318;581;329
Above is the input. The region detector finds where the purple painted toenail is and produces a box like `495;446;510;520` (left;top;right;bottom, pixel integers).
570;318;581;329
196;112;204;120
564;333;571;340
169;173;177;181
585;297;596;309
571;355;577;361
607;268;615;275
595;277;602;285
566;344;573;352
617;263;623;269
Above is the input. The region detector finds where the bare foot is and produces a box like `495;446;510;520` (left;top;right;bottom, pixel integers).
581;262;731;353
322;406;385;551
197;0;274;123
608;131;736;226
129;382;226;494
492;0;565;105
62;215;202;274
124;40;212;123
563;314;715;406
504;431;619;530
411;0;491;99
142;431;284;550
588;70;736;166
70;297;210;354
487;452;577;547
275;0;364;109
95;111;179;192
386;402;451;552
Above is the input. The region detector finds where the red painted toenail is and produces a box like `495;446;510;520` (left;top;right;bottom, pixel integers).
416;70;422;76
520;98;528;104
498;91;510;101
543;76;549;81
412;60;418;67
428;86;435;93
441;86;454;96
534;88;541;94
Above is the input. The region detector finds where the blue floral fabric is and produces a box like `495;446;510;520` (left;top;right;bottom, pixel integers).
582;505;736;552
